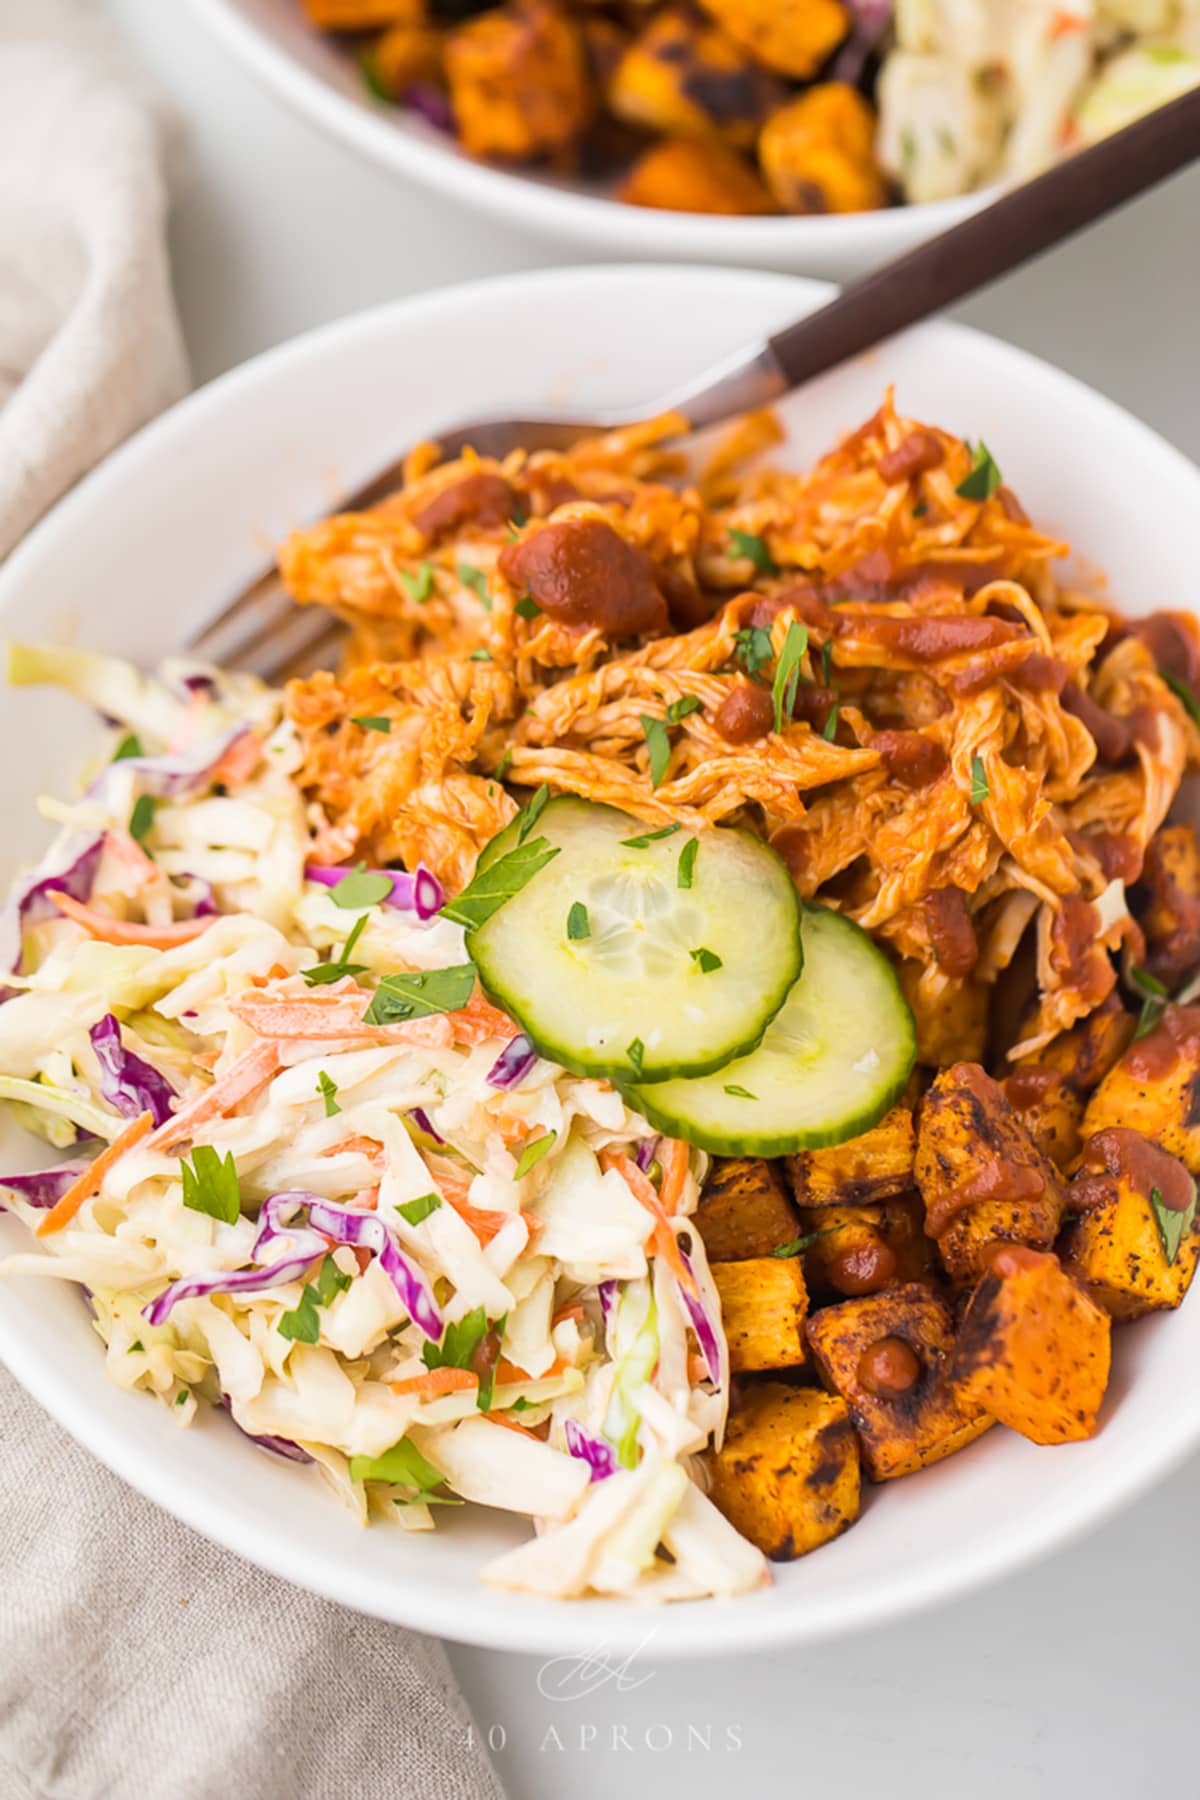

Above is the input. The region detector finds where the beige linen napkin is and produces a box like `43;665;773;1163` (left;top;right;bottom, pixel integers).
0;9;503;1796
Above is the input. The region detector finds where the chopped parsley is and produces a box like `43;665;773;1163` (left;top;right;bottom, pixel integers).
180;1144;240;1225
822;705;840;742
400;562;435;605
279;1255;353;1344
728;527;778;576
423;1305;490;1374
494;747;514;781
1162;671;1200;726
350;715;391;733
364;961;477;1025
821;640;833;686
566;901;590;941
329;863;394;909
396;1191;442;1227
112;732;143;762
772;621;809;734
1150;1178;1197;1267
724;1084;757;1100
955;441;1004;502
357;45;391;103
970;753;989;805
1130;964;1168;1041
690;947;722;973
626;1038;646;1080
514;1134;556;1180
303;913;370;987
664;694;702;727
677;837;698;889
438;836;559;929
348;1437;451;1498
129;793;158;846
514;783;550;843
733;625;774;682
620;823;682;848
513;595;541;621
771;1224;844;1259
316;1070;340;1117
640;715;671;789
458;562;490;606
469;648;493;662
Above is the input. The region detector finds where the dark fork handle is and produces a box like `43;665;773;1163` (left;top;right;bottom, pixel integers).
766;83;1200;392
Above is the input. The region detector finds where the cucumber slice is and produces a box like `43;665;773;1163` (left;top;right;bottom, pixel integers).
467;797;802;1084
624;905;915;1155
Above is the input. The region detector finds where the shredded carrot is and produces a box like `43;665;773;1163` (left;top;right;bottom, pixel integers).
104;829;159;883
425;1153;542;1246
494;1356;567;1387
658;1137;690;1213
36;1111;154;1237
687;1352;710;1384
552;1301;586;1327
211;730;263;790
327;1135;386;1168
229;987;455;1048
50;891;216;949
167;685;210;754
390;1366;479;1399
1049;8;1086;37
146;1040;281;1153
487;1412;541;1439
600;1147;697;1296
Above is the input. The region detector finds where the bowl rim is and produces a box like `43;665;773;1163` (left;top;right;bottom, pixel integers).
182;0;995;259
4;262;1200;1656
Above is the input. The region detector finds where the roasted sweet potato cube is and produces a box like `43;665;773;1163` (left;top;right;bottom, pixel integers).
1039;994;1135;1095
806;1284;993;1481
951;1250;1111;1444
1136;824;1200;987
373;21;444;93
711;1257;807;1373
1081;1007;1200;1174
303;0;423;27
798;1194;932;1298
1061;1129;1200;1319
609;8;782;151
696;0;849;79
705;1382;860;1559
445;1;594;162
915;1063;1067;1282
1002;1065;1084;1171
618;137;777;215
786;1106;915;1208
759;85;885;215
695;1157;798;1260
898;961;988;1067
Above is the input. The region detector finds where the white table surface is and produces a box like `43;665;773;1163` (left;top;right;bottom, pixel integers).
102;4;1200;1795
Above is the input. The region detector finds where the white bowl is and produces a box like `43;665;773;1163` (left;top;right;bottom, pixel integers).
2;264;1199;1657
184;0;993;280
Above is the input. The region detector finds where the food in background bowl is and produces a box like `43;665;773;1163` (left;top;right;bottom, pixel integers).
297;0;1200;215
3;395;1200;1603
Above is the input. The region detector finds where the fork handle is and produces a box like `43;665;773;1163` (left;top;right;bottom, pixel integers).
761;83;1200;400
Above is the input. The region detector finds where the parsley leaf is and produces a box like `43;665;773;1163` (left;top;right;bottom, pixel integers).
514;595;541;621
129;793;158;846
494;747;514;781
733;626;773;681
567;901;590;941
626;1039;646;1080
677;838;698;889
728;527;778;575
302;913;370;987
113;732;142;763
723;1083;757;1099
422;1304;489;1374
955;441;1003;502
822;705;840;742
821;640;833;686
316;1070;340;1117
664;694;702;727
620;823;681;849
180;1144;240;1225
514;783;550;844
396;1191;442;1226
514;1133;556;1180
315;1255;351;1304
364;962;477;1025
970;753;989;805
469;648;493;662
458;562;490;607
400;562;434;604
772;621;809;734
1162;671;1200;726
349;1437;450;1495
1151;1178;1197;1267
438;836;559;929
690;946;722;973
350;715;391;733
357;45;391;102
330;863;394;909
640;715;671;789
1130;964;1168;1040
770;1225;845;1259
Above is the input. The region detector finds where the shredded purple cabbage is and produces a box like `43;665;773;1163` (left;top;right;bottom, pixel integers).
563;1419;618;1483
409;1106;445;1145
86;724;251;808
598;1279;619;1344
171;873;218;918
831;0;893;83
676;1242;723;1386
486;1034;537;1091
306;861;445;921
89;1014;176;1127
0;1162;90;1210
220;1394;313;1463
633;1137;659;1174
142;1242;326;1327
257;1192;444;1340
0;831;104;997
405;81;455;134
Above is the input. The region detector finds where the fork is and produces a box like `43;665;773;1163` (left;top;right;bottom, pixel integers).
191;83;1200;682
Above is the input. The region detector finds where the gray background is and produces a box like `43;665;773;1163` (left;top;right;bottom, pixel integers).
104;3;1200;1793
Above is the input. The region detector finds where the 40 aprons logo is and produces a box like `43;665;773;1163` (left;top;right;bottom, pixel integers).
465;1635;744;1757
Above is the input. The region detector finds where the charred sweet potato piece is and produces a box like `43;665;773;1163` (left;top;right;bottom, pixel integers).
373;20;445;94
1061;1127;1200;1319
711;1257;807;1373
786;1106;915;1209
915;1063;1067;1282
758;84;885;215
899;961;989;1067
951;1249;1111;1444
696;0;849;79
445;0;594;162
1136;825;1200;987
618;137;776;215
798;1193;932;1299
303;0;423;26
806;1283;993;1481
695;1157;798;1261
1081;1005;1200;1174
609;9;782;151
1002;1064;1085;1172
705;1383;860;1559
